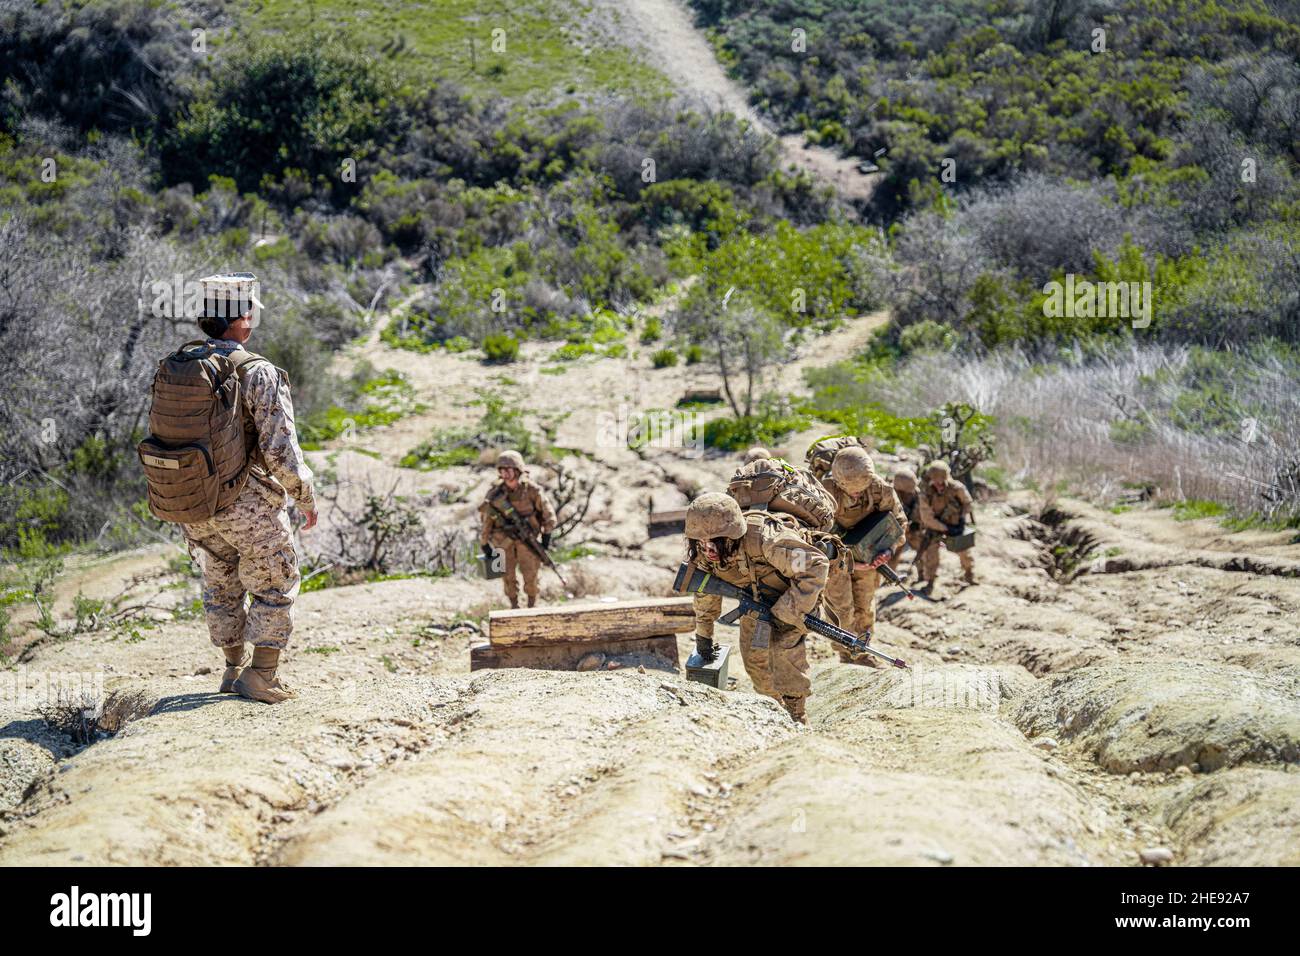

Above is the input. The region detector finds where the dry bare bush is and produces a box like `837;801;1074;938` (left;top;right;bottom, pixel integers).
39;688;155;746
310;469;477;578
862;344;1300;520
546;460;597;542
558;562;602;599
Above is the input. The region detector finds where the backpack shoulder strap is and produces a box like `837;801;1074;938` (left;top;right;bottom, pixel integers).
226;348;272;378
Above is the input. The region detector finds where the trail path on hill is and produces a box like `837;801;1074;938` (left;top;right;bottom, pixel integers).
4;481;1298;865
591;0;880;203
3;283;1298;865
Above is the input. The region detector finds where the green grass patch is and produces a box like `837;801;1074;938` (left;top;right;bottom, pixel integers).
242;0;668;99
401;390;536;470
299;369;423;449
1172;499;1228;521
703;405;811;452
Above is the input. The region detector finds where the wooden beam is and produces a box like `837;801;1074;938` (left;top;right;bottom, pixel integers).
647;507;687;538
471;635;680;672
681;387;722;404
487;597;695;647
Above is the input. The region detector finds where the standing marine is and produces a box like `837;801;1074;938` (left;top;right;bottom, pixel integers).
917;459;976;588
138;273;315;704
684;493;828;724
479;450;557;608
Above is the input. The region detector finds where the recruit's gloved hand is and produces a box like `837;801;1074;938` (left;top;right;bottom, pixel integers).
481;543;494;560
946;522;965;537
541;532;552;549
695;634;717;663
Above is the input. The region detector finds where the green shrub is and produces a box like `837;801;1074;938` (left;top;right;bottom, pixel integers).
899;320;957;355
652;348;679;368
483;333;521;363
554;341;596;361
640;317;663;343
165;33;400;199
702;400;810;451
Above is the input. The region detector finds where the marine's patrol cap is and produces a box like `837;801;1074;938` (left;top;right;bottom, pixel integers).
199;272;263;328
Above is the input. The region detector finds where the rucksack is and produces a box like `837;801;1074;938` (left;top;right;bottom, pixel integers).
137;341;269;524
804;434;868;481
728;458;836;532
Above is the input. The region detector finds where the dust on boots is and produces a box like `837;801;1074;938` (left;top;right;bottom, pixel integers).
233;646;296;704
782;695;808;725
219;643;247;694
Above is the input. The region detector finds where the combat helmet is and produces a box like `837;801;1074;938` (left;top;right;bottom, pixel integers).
744;446;772;464
925;459;951;480
496;450;525;471
830;446;875;494
685;492;746;541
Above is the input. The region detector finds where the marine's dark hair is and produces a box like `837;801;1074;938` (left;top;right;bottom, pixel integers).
686;536;740;565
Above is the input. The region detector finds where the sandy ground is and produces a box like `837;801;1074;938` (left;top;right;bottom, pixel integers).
3;308;1298;864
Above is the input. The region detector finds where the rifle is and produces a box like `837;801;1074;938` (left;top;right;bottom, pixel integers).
876;561;917;600
673;563;908;669
486;490;567;588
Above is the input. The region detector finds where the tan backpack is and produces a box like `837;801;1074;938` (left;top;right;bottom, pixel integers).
137;341;268;524
727;458;836;532
804;434;867;480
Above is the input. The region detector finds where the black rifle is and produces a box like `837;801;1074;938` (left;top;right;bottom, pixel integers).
673;563;907;668
487;491;567;588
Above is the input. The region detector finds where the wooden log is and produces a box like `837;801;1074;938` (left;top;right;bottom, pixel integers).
647;507;687;538
471;635;680;672
487;597;695;647
680;387;722;404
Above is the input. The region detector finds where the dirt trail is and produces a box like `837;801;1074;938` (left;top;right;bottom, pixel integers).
591;0;880;203
3;471;1298;865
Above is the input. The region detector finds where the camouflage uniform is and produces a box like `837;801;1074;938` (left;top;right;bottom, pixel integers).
888;477;925;574
918;473;975;584
182;341;314;651
820;471;907;657
479;477;557;608
691;511;828;722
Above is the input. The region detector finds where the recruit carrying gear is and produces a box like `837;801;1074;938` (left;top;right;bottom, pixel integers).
829;446;876;494
685;492;747;540
137;342;272;524
727;458;836;532
804;434;868;481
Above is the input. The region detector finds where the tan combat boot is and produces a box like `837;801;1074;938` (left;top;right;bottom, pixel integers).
233;646;296;704
962;568;977;585
527;595;537;609
219;644;247;693
782;696;808;726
